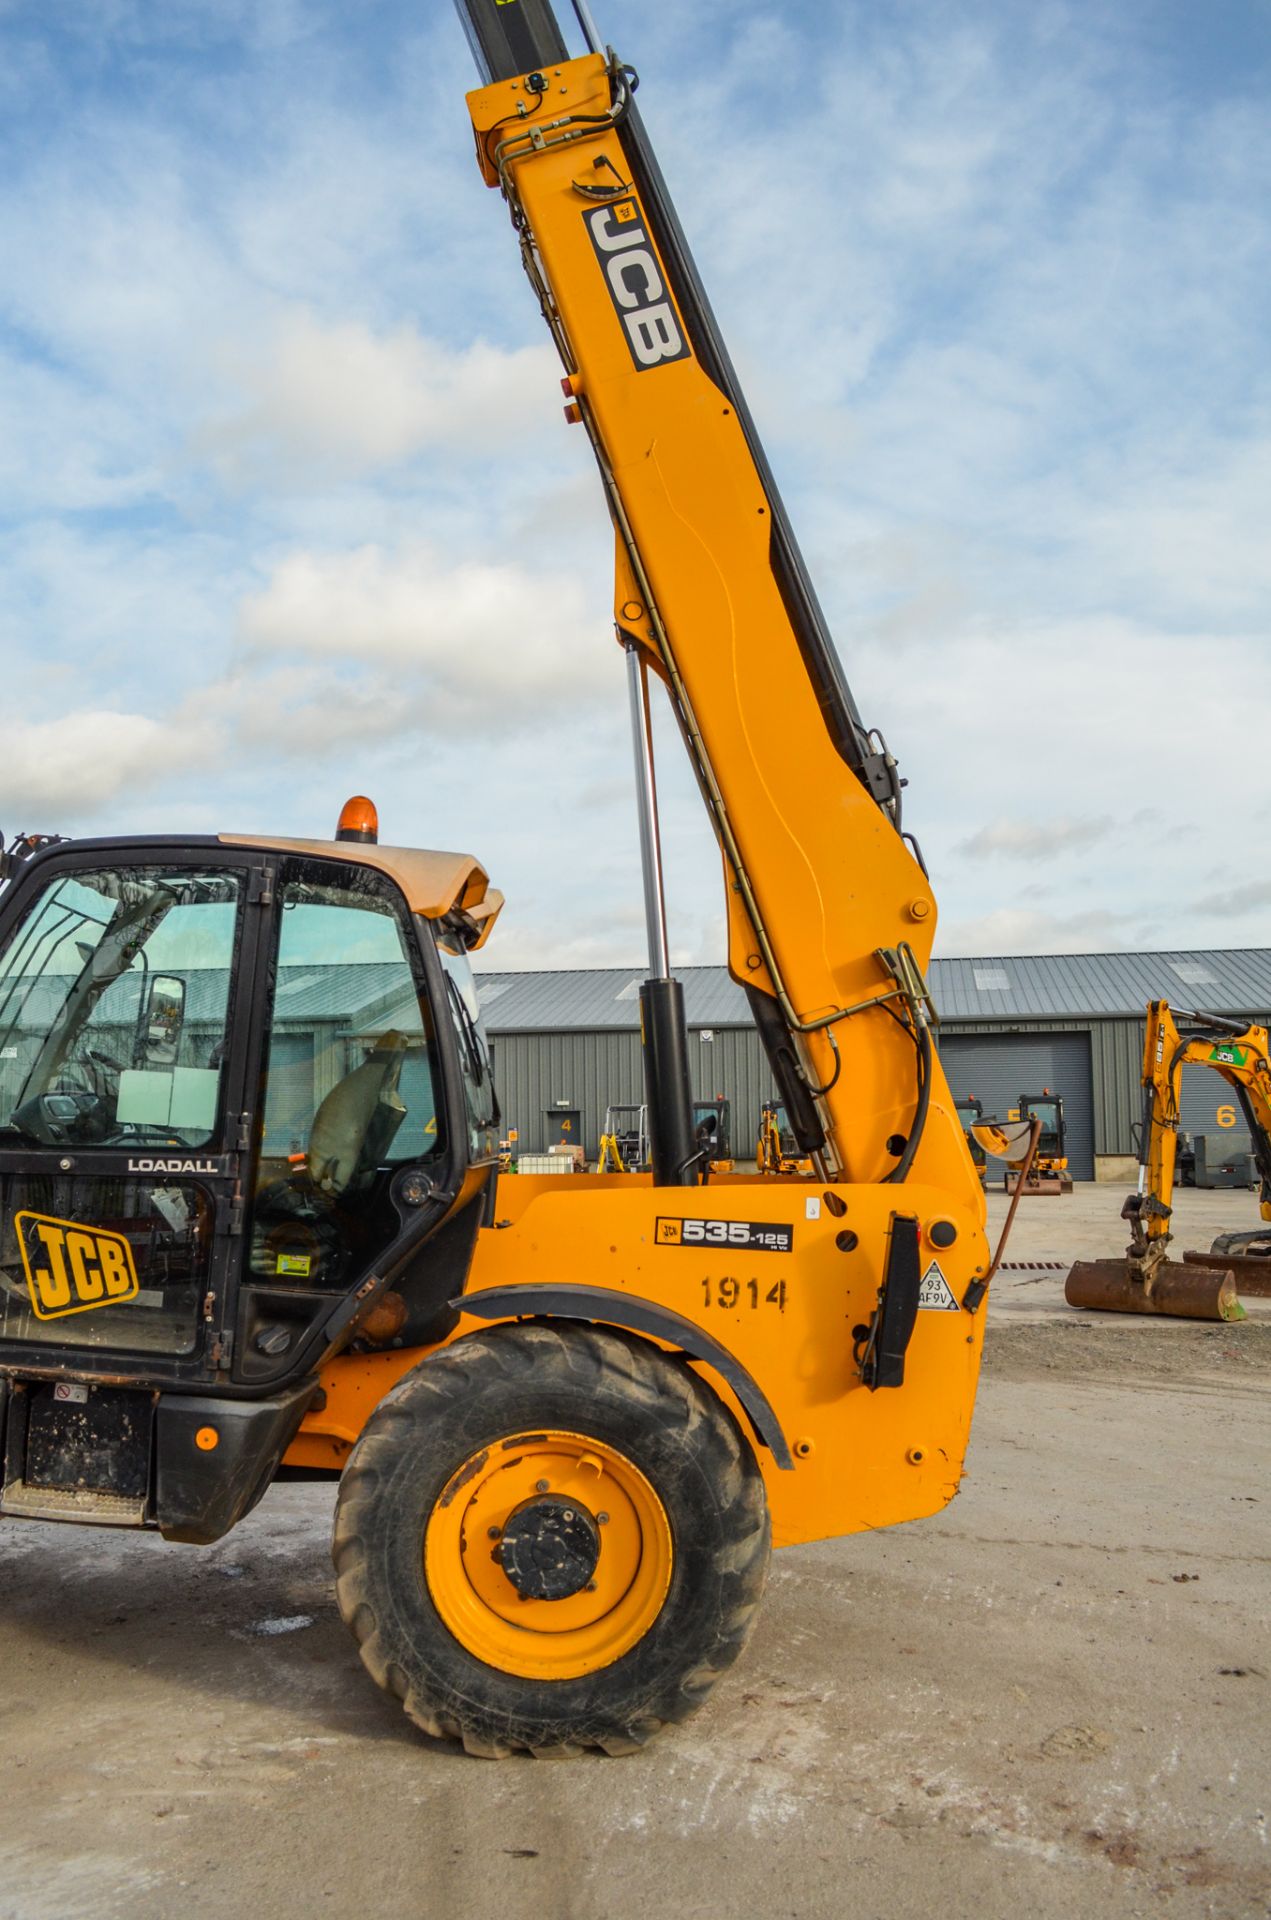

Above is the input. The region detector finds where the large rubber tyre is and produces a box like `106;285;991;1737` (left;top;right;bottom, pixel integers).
332;1321;770;1757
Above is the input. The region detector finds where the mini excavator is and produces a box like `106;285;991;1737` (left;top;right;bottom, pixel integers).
1003;1092;1072;1196
1067;1000;1271;1320
756;1099;815;1178
0;0;1015;1757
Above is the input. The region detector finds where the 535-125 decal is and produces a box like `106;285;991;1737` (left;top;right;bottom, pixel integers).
656;1217;793;1253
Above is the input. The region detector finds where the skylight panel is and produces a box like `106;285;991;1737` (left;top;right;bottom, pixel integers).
973;968;1011;991
278;972;320;994
1169;962;1217;987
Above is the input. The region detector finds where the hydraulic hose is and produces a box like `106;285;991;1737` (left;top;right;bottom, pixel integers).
883;1022;932;1184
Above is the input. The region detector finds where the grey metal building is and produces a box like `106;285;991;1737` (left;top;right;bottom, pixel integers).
477;951;1271;1178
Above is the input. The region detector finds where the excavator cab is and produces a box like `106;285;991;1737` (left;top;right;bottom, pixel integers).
691;1097;733;1173
0;818;501;1538
597;1103;649;1172
1010;1091;1072;1195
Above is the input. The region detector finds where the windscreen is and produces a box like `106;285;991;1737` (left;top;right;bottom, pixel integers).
0;865;241;1150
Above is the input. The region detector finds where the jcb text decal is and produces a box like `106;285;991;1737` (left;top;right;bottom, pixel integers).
16;1211;139;1320
584;198;690;371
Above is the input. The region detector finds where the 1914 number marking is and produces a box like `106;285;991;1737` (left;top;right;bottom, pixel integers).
701;1277;787;1312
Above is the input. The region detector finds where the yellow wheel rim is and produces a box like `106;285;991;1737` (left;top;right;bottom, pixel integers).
424;1429;673;1681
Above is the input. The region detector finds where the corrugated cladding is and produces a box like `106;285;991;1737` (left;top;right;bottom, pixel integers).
477;950;1271;1161
477;951;1271;1029
491;1025;779;1158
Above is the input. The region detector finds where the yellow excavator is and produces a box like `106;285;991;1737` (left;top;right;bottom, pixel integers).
1067;1000;1271;1319
756;1099;814;1177
596;1103;648;1172
1001;1091;1072;1196
0;0;1011;1757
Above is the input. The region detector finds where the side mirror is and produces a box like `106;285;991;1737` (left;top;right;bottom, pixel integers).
138;974;186;1067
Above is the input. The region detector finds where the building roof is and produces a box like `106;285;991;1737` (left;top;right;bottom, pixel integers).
1;963;411;1035
476;967;752;1031
476;951;1271;1031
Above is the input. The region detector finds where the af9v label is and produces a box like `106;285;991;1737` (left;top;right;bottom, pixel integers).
584;197;691;371
656;1217;793;1253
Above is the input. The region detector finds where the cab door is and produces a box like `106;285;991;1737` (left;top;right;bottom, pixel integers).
0;847;268;1383
234;852;467;1386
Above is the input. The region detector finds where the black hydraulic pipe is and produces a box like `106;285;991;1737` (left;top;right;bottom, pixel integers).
640;978;698;1187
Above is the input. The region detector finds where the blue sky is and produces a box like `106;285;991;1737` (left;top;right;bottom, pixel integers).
1;0;1268;966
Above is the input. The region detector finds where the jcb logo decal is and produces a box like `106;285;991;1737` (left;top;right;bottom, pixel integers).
16;1212;139;1320
584;198;690;371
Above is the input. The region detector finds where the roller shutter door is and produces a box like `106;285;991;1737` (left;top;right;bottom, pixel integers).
1178;1061;1253;1159
937;1032;1095;1181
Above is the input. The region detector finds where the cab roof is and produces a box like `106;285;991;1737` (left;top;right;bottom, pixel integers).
219;835;504;948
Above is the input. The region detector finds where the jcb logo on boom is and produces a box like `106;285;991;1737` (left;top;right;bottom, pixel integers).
15;1212;139;1320
584;198;690;371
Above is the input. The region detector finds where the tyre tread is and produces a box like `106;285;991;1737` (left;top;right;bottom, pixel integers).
331;1321;769;1757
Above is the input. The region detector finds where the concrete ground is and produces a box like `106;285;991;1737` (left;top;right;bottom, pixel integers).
1;1183;1268;1920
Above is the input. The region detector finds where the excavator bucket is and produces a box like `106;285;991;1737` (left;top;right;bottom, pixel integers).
970;1119;1033;1161
1065;1259;1245;1321
1182;1250;1271;1298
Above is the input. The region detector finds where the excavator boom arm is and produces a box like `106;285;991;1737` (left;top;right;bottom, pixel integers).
1140;1001;1271;1242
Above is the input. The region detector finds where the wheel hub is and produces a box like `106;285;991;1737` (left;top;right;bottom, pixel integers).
423;1429;673;1680
499;1495;600;1600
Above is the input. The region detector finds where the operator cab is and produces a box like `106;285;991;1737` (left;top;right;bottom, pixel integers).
0;807;502;1537
692;1097;732;1172
604;1104;650;1170
1018;1092;1066;1162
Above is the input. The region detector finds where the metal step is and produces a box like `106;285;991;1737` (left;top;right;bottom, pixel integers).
1;1480;148;1527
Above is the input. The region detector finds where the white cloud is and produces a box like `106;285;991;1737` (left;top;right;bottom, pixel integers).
0;710;205;817
936;905;1134;957
236;542;614;717
1191;880;1271;919
957;816;1114;860
193;315;559;486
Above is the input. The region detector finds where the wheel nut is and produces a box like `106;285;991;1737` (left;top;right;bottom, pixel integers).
596;1511;609;1524
585;1581;597;1592
536;1479;549;1492
487;1526;501;1540
562;1509;575;1522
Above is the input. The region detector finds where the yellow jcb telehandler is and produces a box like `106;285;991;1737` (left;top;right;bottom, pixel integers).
0;0;1016;1757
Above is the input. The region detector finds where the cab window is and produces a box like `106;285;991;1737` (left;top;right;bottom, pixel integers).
249;860;441;1294
0;865;241;1151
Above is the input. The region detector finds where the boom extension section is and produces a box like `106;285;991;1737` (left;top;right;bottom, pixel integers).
1067;1000;1271;1319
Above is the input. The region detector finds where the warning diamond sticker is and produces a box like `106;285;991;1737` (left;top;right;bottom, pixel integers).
917;1260;960;1312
